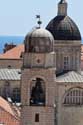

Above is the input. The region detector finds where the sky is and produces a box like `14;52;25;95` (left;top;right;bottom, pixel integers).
0;0;82;36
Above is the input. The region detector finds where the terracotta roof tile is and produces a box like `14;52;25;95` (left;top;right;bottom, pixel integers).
0;97;20;125
0;97;16;116
0;44;24;59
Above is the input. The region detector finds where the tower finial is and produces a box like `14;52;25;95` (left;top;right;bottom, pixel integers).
36;15;42;28
58;0;68;16
59;0;67;4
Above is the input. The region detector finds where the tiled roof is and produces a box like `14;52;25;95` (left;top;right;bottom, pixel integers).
0;44;24;59
0;69;21;80
56;71;83;83
0;97;20;117
0;97;20;125
0;96;14;116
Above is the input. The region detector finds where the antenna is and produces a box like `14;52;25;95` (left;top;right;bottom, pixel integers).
36;15;42;28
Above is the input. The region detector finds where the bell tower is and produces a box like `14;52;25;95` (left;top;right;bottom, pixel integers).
21;27;56;125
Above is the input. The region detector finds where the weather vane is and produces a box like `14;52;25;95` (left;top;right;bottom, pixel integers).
36;15;42;28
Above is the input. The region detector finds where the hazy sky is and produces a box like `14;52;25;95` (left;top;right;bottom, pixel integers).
0;0;82;36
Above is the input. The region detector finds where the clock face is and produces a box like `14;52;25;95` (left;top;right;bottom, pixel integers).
35;56;41;64
34;55;44;65
36;58;41;63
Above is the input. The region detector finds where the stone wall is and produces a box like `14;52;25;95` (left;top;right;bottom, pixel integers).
0;59;23;68
54;41;81;73
0;80;20;100
21;106;55;125
21;68;56;125
57;82;83;125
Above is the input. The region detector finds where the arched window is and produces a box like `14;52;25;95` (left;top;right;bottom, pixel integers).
30;78;45;106
12;88;21;102
63;88;83;105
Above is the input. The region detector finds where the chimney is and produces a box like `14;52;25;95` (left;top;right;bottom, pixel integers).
3;43;16;53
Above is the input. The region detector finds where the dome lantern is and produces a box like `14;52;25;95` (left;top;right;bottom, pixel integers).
58;0;68;16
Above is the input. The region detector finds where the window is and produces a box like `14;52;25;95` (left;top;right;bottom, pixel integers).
12;88;20;102
8;65;12;68
35;114;39;122
64;88;83;105
64;56;69;70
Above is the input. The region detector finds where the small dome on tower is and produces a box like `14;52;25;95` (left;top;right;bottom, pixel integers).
24;28;54;53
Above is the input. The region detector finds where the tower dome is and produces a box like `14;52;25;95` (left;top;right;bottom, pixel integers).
24;28;54;53
46;0;81;41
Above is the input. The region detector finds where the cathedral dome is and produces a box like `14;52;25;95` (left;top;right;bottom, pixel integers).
24;28;54;53
46;0;81;41
46;16;81;41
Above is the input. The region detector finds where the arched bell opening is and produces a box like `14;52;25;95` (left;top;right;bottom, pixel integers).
30;78;45;106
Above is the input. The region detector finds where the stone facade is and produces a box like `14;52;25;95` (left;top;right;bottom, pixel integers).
0;0;82;125
21;68;56;125
56;82;83;125
0;59;22;68
54;40;81;74
0;80;20;102
21;28;56;125
20;0;83;124
0;69;20;102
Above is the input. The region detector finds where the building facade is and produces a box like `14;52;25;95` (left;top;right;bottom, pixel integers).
21;28;56;125
0;69;21;102
0;44;24;69
21;0;83;125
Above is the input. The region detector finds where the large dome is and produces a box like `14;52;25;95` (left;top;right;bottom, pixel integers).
46;16;81;40
24;28;54;53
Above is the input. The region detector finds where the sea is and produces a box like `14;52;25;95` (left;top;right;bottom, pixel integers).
0;36;83;53
0;36;24;53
